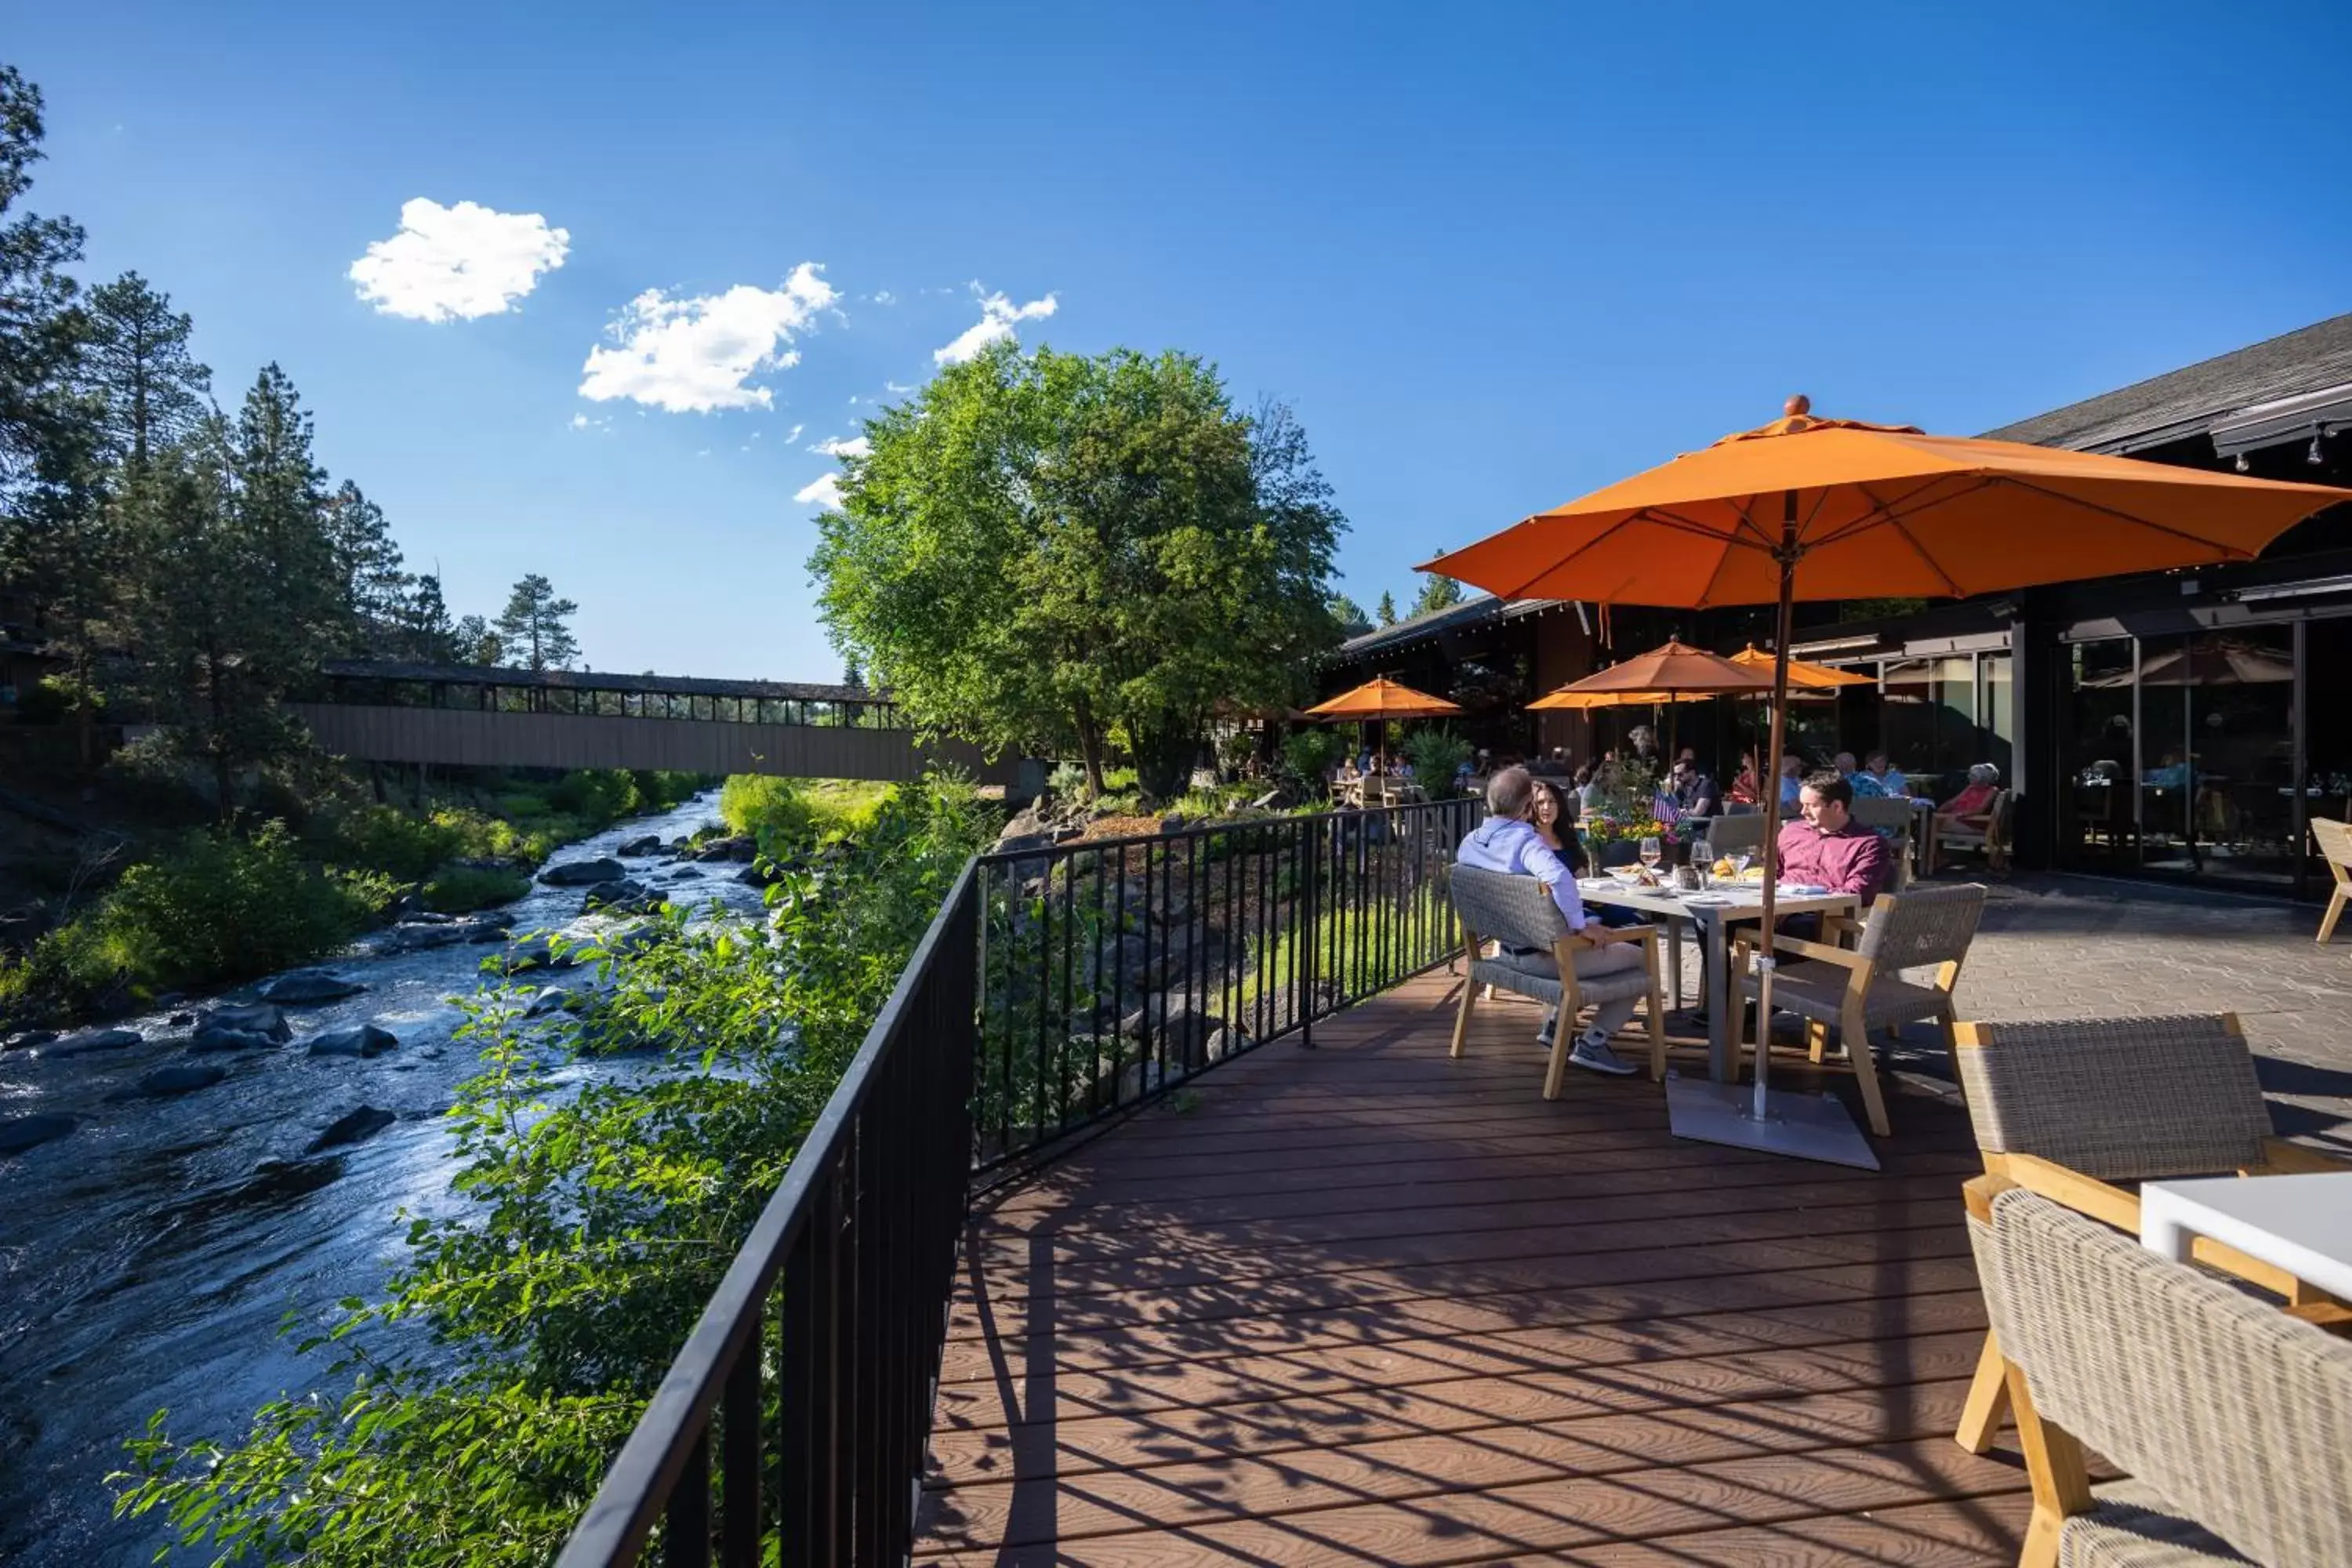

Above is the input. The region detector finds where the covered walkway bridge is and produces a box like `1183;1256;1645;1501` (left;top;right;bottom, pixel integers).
291;660;1033;787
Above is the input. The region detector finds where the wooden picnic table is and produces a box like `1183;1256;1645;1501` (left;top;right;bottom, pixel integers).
1571;876;1864;1084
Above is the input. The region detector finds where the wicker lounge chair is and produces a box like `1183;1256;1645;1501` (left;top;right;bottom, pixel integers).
1446;862;1664;1097
1949;1011;2351;1457
1727;882;1987;1138
1934;786;2013;875
2312;816;2352;945
1965;1179;2352;1568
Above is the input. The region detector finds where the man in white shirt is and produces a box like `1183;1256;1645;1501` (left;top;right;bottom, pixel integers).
1453;766;1644;1075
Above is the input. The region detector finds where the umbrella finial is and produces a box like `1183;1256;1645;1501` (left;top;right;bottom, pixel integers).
1783;393;1812;419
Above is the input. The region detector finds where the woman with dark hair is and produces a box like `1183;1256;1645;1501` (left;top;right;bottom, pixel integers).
1528;775;1585;875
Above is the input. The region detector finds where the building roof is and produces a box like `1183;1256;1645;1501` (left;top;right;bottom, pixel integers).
321;659;877;705
1982;313;2352;455
1331;593;1566;663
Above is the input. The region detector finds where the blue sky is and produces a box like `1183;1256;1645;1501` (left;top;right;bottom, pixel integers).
13;2;2350;679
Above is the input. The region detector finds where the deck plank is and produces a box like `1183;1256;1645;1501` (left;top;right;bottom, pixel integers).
921;971;2024;1566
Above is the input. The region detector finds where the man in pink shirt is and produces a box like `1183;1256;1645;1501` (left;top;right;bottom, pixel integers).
1777;771;1891;901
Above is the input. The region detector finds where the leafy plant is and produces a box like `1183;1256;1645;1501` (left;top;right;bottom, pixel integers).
109;775;1002;1566
1279;728;1344;789
418;866;530;913
1400;726;1472;786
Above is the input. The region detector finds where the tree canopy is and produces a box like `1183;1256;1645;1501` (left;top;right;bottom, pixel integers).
495;573;580;670
810;343;1346;796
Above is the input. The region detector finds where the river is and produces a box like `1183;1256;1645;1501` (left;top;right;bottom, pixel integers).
0;793;767;1566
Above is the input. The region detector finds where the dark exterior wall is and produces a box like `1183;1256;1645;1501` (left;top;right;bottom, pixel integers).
289;703;1024;786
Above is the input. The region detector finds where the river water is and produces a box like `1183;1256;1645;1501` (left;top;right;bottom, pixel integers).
0;793;767;1566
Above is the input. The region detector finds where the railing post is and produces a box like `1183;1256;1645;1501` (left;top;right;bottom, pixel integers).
1299;816;1319;1049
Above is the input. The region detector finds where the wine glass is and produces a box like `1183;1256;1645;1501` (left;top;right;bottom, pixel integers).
1730;849;1753;882
1690;837;1712;889
1639;836;1662;873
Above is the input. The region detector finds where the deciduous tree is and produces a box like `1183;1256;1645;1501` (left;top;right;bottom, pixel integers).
811;343;1345;797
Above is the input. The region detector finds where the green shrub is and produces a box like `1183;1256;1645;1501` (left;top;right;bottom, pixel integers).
493;791;550;819
1279;728;1345;786
1401;726;1472;786
547;769;639;821
1047;760;1088;799
111;774;1003;1565
419;866;532;913
5;822;392;1017
718;775;811;846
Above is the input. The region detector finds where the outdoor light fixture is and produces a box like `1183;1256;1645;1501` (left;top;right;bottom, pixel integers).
2234;574;2352;604
2310;433;2328;466
2235;453;2252;473
1788;633;1881;655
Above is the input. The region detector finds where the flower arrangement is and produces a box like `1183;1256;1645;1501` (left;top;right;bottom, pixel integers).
1574;758;1688;848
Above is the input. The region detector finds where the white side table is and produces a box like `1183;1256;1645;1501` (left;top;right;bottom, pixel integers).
2139;1171;2352;1301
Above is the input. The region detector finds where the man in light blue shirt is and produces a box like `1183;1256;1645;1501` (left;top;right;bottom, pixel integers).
1454;766;1643;1076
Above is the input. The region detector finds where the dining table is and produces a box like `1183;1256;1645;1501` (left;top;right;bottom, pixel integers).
1572;873;1864;1083
2140;1171;2352;1305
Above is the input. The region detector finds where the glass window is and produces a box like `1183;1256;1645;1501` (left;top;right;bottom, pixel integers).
2132;628;2297;889
2307;618;2352;892
2064;639;2136;867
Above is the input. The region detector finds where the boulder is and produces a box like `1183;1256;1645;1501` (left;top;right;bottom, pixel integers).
187;1026;280;1054
668;866;705;880
499;935;581;975
384;923;469;953
202;1003;290;1042
617;834;664;857
462;916;514;944
538;856;628;887
1206;1025;1254;1062
0;1112;76;1154
307;1024;399;1058
49;1027;143;1058
307;1105;396;1152
4;1029;60;1054
583;878;663;915
135;1063;227;1097
260;971;368;1005
524;986;574;1018
1158;813;1189;835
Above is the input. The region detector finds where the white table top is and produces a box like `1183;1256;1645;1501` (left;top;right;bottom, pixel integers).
1573;878;1861;924
2140;1171;2352;1303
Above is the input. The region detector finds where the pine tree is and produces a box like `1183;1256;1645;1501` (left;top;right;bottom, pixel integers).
230;365;342;679
321;479;411;655
78;271;210;474
1409;563;1463;619
841;655;865;689
0;64;88;525
1375;590;1397;626
494;573;580;670
452;614;502;666
397;572;456;662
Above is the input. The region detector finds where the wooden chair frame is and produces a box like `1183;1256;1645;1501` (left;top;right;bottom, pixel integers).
2312;816;2352;945
1932;788;2012;876
1450;918;1666;1098
1726;897;1973;1139
1951;1014;2352;1457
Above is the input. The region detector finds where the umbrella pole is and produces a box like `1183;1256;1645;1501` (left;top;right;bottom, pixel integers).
1752;515;1796;1120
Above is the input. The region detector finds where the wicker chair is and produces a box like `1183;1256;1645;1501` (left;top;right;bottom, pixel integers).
1446;862;1664;1097
2311;816;2352;945
1934;787;2013;875
1965;1180;2352;1568
1697;814;1766;858
1849;796;1918;891
1728;883;1987;1138
1948;1011;2352;1457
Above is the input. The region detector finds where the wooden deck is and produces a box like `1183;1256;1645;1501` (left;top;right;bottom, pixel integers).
916;969;2036;1566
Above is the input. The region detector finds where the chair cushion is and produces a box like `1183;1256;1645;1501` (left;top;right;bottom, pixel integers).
2061;1481;2252;1566
1737;960;1952;1027
1470;947;1651;1008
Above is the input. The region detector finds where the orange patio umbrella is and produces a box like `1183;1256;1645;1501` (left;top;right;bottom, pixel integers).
1424;397;2350;1160
1305;676;1463;773
1530;638;1773;761
1729;643;1873;688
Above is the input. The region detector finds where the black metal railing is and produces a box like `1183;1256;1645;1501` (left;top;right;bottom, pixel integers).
556;794;1480;1564
971;794;1478;1171
555;863;978;1568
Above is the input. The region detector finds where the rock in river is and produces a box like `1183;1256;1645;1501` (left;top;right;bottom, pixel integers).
307;1105;396;1152
187;1026;280;1054
307;1024;399;1058
135;1063;227;1097
539;856;627;887
0;1113;76;1154
46;1027;142;1058
201;1003;291;1042
260;971;368;1005
499;934;583;975
617;834;664;857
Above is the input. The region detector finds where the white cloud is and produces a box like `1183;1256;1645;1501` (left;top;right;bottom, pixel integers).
349;198;569;322
884;379;916;394
809;434;871;459
933;284;1059;365
570;413;590;429
578;263;837;412
869;289;898;306
794;472;844;510
783;423;803;443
